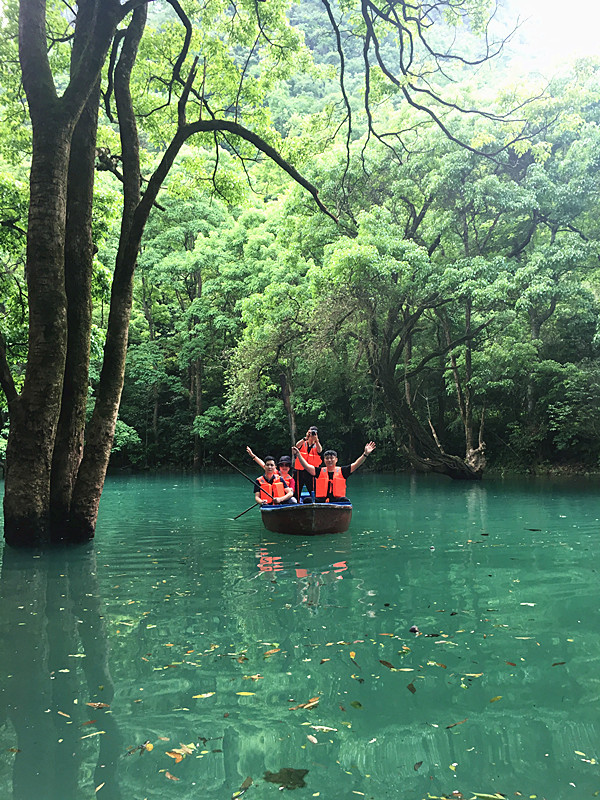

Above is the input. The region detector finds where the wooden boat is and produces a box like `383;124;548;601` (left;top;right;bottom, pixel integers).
260;502;352;535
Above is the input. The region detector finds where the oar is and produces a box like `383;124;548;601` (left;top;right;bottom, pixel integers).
218;453;272;502
230;501;259;521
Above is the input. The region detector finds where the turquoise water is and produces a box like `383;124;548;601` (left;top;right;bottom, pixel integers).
0;473;599;800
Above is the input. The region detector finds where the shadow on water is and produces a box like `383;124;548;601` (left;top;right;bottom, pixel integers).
0;544;123;800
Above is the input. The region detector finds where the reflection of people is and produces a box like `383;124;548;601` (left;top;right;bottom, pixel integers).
246;448;298;503
253;456;294;505
292;441;376;503
294;427;323;500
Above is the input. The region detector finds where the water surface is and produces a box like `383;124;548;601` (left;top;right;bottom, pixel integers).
0;473;599;800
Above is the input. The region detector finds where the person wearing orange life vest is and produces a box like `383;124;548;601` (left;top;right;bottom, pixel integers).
294;426;323;500
253;455;294;505
246;447;298;502
292;441;376;503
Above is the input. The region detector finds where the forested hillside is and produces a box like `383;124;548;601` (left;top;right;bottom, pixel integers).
1;0;599;507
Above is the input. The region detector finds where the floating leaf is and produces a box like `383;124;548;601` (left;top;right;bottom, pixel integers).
86;702;109;709
289;696;319;710
449;762;458;771
166;751;183;763
95;783;105;793
243;674;264;681
379;660;396;670
446;718;468;729
489;696;502;703
263;649;281;657
407;683;416;694
193;692;215;699
307;735;318;744
311;725;337;732
236;692;256;696
350;701;362;709
506;662;516;666
552;662;566;667
350;651;356;659
165;771;179;781
414;761;423;771
232;776;252;799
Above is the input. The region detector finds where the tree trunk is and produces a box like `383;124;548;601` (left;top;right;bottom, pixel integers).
69;5;147;539
279;371;297;444
50;81;100;535
380;368;483;481
3;124;72;545
3;1;125;546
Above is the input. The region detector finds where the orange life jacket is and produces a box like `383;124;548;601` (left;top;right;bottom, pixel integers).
294;440;322;470
315;466;346;501
257;475;287;504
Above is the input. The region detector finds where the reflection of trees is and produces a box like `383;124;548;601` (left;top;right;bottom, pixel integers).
0;545;123;800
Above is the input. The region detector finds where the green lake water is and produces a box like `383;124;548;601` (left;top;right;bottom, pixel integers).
0;472;599;800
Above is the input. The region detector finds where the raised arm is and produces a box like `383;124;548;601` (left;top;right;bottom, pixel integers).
292;446;316;476
349;441;376;473
246;445;265;470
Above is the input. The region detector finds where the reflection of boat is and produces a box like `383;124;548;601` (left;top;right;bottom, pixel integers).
260;502;352;535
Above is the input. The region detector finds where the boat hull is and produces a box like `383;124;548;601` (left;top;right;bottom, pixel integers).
260;503;352;535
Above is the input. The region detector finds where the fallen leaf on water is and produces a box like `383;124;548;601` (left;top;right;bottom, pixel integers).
58;711;70;718
243;674;264;681
320;659;330;664
86;702;109;709
472;793;508;799
81;731;106;739
81;720;97;727
165;771;179;781
449;761;458;771
350;701;362;709
350;651;356;659
192;692;215;699
379;660;396;671
7;748;20;754
506;662;517;666
289;696;320;710
236;692;256;696
307;735;318;744
446;718;468;729
489;696;502;703
414;761;423;771
232;776;252;799
95;783;105;793
552;662;566;667
407;683;416;694
311;725;337;732
166;751;183;763
263;648;281;657
464;673;484;678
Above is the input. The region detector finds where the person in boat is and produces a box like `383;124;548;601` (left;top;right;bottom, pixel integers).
294;426;323;501
246;448;298;502
253;455;294;505
292;441;376;503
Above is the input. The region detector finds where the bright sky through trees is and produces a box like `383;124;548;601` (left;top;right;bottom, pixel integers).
513;0;600;71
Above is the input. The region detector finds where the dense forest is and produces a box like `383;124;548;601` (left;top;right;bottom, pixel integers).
0;0;599;541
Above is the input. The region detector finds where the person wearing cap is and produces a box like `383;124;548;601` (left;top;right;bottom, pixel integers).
252;455;294;505
292;441;376;503
246;447;298;502
293;426;323;500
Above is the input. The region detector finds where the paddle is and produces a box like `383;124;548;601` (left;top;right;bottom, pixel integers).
218;453;272;502
230;501;259;521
